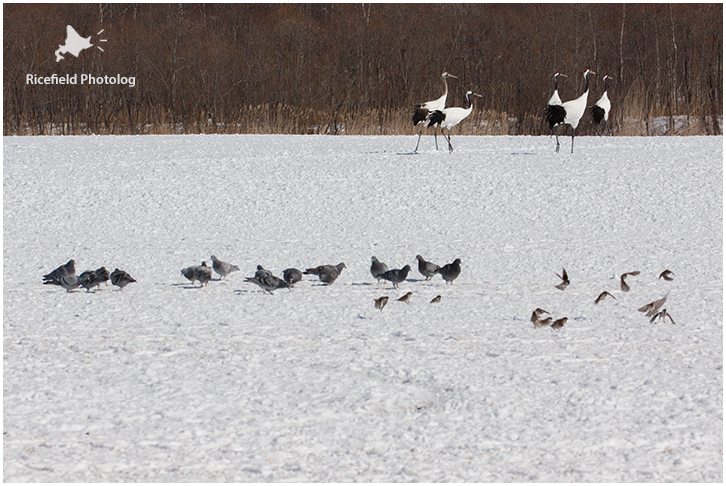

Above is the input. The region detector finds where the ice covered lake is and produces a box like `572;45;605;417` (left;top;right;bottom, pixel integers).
3;134;723;481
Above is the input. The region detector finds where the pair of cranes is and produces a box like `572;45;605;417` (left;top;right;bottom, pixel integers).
412;70;612;154
412;72;481;153
545;70;613;153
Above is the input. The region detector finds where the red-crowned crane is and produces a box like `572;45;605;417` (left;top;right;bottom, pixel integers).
545;68;595;153
426;91;482;153
413;72;457;152
544;72;567;138
547;72;567;107
591;75;613;135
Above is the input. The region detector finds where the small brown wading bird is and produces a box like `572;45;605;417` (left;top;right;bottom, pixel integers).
650;308;675;324
397;292;413;304
555;268;569;290
659;269;674;281
430;295;442;304
551;317;568;330
374;296;389;311
595;291;617;304
620;271;640;292
638;295;668;317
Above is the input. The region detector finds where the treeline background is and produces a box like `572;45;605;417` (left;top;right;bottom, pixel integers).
3;3;723;136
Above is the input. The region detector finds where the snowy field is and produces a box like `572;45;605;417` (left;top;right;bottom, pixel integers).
3;134;723;482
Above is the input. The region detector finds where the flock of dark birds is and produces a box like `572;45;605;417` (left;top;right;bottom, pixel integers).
42;259;135;292
531;267;676;331
41;254;461;309
42;257;675;327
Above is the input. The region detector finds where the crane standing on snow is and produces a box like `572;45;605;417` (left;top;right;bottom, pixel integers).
426;90;482;153
545;68;595;153
591;75;613;136
545;72;567;138
412;72;457;152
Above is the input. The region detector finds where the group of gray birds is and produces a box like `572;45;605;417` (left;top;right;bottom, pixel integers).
177;254;461;305
42;259;136;292
178;255;346;294
370;255;460;310
531;267;676;330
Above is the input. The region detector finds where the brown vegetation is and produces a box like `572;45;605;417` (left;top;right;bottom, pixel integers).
3;4;722;136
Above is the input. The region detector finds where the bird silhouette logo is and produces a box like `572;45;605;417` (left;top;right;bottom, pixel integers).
55;25;107;62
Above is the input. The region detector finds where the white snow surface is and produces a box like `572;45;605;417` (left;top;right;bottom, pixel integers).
3;134;723;482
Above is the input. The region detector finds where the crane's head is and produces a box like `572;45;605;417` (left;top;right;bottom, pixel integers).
603;75;613;81
554;72;568;79
466;91;483;100
442;72;458;79
584;68;596;77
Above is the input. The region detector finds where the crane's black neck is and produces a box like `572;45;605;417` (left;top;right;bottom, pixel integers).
465;92;475;109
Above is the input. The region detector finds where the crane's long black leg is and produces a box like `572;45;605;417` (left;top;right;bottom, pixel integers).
434;127;439;151
555;128;560;153
446;131;454;153
571;126;575;153
414;129;423;152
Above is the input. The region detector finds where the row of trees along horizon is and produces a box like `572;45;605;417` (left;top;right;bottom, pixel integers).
4;3;723;136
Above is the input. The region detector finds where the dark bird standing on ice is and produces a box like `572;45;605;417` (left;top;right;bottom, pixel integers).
381;265;411;289
43;259;75;284
211;255;240;279
415;255;440;280
436;259;462;285
245;274;291;294
370;256;388;283
282;268;303;286
304;263;346;284
110;268;136;289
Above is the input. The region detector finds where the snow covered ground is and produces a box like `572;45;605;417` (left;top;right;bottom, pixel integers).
3;134;723;481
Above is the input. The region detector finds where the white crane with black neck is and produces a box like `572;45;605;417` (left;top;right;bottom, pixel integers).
412;72;457;152
591;75;613;135
545;68;595;153
544;72;567;137
426;90;482;153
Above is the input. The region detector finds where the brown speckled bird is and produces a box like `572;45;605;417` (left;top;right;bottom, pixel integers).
397;292;413;304
430;295;441;304
374;296;389;310
659;269;674;281
530;308;550;323
551;317;568;330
